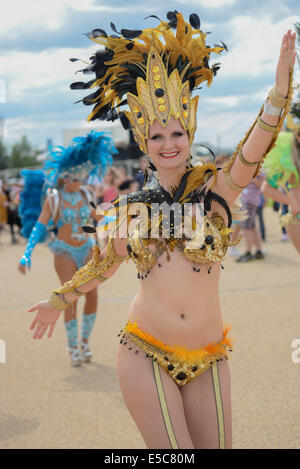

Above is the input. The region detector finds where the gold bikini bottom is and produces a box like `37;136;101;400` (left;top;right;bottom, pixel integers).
119;321;233;387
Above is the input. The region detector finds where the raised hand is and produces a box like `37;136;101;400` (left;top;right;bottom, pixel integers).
275;30;296;98
28;301;61;339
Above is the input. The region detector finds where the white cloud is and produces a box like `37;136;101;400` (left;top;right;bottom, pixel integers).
220;14;300;79
176;0;236;7
0;45;97;101
0;0;103;36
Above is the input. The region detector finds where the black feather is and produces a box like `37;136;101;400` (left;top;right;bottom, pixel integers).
90;28;107;38
110;22;120;34
221;41;228;51
82;225;97;233
69;58;79;62
70;81;90;90
119;112;131;130
121;29;142;39
189;13;201;30
144;15;162;22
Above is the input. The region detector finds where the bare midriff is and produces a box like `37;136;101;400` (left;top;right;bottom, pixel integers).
127;248;224;350
56;224;91;247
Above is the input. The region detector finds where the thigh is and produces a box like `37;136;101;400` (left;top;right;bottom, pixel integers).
286;223;300;255
117;344;194;449
54;253;77;283
181;360;232;449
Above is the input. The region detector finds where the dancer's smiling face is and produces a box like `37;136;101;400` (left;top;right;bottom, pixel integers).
147;118;190;172
64;177;82;192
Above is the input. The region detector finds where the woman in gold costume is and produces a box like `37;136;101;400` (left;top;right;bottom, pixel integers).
27;12;296;449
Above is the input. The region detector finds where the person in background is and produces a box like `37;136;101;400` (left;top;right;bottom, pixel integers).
236;173;266;262
0;180;8;242
256;192;266;242
1;180;21;244
132;156;148;191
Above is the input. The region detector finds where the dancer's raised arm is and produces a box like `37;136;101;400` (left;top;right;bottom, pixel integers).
215;30;296;205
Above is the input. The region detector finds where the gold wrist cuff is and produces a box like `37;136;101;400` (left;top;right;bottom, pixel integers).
257;116;277;133
49;291;69;311
238;148;259;167
268;86;287;109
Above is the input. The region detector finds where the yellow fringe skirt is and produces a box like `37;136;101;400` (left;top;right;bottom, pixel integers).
119;321;233;387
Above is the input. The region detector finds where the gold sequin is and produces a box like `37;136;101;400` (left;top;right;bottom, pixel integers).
183;110;189;118
182;96;188;104
154;74;161;81
159;105;166;112
138;117;144;125
157;97;165;104
152;66;159;73
133;106;139;113
154;82;161;89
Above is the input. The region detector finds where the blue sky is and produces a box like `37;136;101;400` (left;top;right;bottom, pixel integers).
0;0;299;152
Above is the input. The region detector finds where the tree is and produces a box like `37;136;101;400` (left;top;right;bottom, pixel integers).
0;138;8;170
8;135;41;168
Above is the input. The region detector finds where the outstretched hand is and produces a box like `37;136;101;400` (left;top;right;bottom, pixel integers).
28;301;61;339
275;30;296;98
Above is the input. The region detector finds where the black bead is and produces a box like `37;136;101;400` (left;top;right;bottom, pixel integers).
164;356;168;361
137;273;140;279
192;366;198;372
205;235;214;245
176;372;187;381
135;350;139;354
137;112;142;118
163;119;166;124
155;88;165;97
200;245;206;250
183;104;187;110
168;364;174;371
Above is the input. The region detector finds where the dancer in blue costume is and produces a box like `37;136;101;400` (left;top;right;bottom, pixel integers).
18;131;116;366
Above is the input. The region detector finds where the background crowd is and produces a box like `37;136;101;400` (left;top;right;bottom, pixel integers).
0;152;291;263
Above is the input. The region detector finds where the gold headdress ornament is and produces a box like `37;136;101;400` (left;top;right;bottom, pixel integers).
70;11;226;152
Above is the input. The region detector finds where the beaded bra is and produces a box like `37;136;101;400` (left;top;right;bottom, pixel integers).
97;164;237;278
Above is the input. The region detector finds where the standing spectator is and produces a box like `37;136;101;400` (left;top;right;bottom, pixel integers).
132;156;148;191
2;180;19;243
256;193;266;242
280;204;289;241
236;174;265;262
0;180;8;242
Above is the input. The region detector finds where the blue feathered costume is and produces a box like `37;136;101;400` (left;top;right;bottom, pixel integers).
19;131;116;267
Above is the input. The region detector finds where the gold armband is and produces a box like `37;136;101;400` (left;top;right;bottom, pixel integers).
222;68;294;186
52;240;127;296
268;86;287;109
49;291;70;311
256;116;277;133
238;147;259;167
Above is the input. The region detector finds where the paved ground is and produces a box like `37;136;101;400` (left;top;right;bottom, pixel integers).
0;207;299;449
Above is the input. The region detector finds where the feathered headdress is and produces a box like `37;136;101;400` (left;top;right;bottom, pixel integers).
43;130;116;187
70;11;226;152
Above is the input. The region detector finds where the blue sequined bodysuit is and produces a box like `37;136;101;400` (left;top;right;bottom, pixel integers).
49;189;95;268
